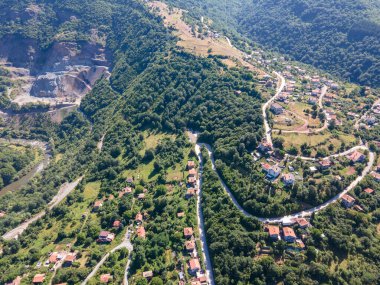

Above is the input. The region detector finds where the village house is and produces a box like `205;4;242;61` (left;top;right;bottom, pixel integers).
137;226;146;239
282;173;295;185
371;172;380;182
354;205;364;212
186;188;196;199
270;103;284;115
97;231;115;243
296;218;310;229
265;165;281;179
100;274;112;283
126;177;134;184
138;193;145;200
177;211;185;218
189;168;197;177
308;97;318;105
258;141;273;153
63;253;76;267
93;200;103;211
283;227;297;243
364;188;374;195
311;89;320;96
267;225;280;240
135;212;143;224
188;176;197;187
118;186;132;198
187;161;195;170
296;239;306;250
142;271;153;280
341;194;355;208
32;274;45;284
184;227;193;238
5;276;21;285
49;252;59;264
348;151;365;163
319;159;332;170
185;240;196;252
189;258;201;275
113;220;122;229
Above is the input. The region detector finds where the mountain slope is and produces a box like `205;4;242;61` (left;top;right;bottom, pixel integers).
166;0;380;87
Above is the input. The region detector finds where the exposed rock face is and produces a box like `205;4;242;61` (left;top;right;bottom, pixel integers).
0;36;110;105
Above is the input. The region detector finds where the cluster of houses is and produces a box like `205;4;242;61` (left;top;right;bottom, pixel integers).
264;217;311;251
181;227;207;285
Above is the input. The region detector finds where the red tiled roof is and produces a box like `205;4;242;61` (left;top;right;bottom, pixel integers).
137;226;146;238
100;274;112;283
184;227;193;237
348;151;364;162
296;218;309;227
33;274;45;283
135;213;143;222
283;227;296;238
342;194;355;203
187;161;195;168
189;258;200;271
113;220;121;228
268;225;279;236
64;253;76;263
49;252;58;263
364;188;374;194
185;240;195;251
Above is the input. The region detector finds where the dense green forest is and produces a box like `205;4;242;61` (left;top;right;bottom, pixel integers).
0;143;38;188
200;147;380;284
0;0;379;284
166;0;380;88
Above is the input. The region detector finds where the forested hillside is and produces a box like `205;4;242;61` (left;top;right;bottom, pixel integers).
166;0;380;87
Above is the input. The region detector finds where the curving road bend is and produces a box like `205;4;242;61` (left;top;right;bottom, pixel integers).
81;228;133;285
2;177;83;240
194;142;375;223
262;72;286;145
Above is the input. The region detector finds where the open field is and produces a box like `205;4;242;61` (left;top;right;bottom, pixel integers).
148;1;265;76
275;131;357;156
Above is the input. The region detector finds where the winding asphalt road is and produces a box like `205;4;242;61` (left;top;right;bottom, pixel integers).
262;72;286;145
81;229;133;285
195;142;375;223
2;177;83;240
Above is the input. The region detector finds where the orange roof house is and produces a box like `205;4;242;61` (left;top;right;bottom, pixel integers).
341;194;355;208
267;225;280;240
184;227;193;238
296;218;310;228
137;226;146;238
100;274;112;283
283;227;297;242
33;274;45;284
348;151;365;163
113;220;122;228
135;212;143;223
364;188;374;194
185;240;196;251
187;161;195;169
49;252;58;263
189;258;201;274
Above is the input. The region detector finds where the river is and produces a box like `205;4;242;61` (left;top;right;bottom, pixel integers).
0;139;51;197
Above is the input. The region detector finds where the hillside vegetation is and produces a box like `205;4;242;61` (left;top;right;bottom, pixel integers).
167;0;380;87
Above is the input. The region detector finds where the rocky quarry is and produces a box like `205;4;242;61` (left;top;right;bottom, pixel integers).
0;37;110;105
